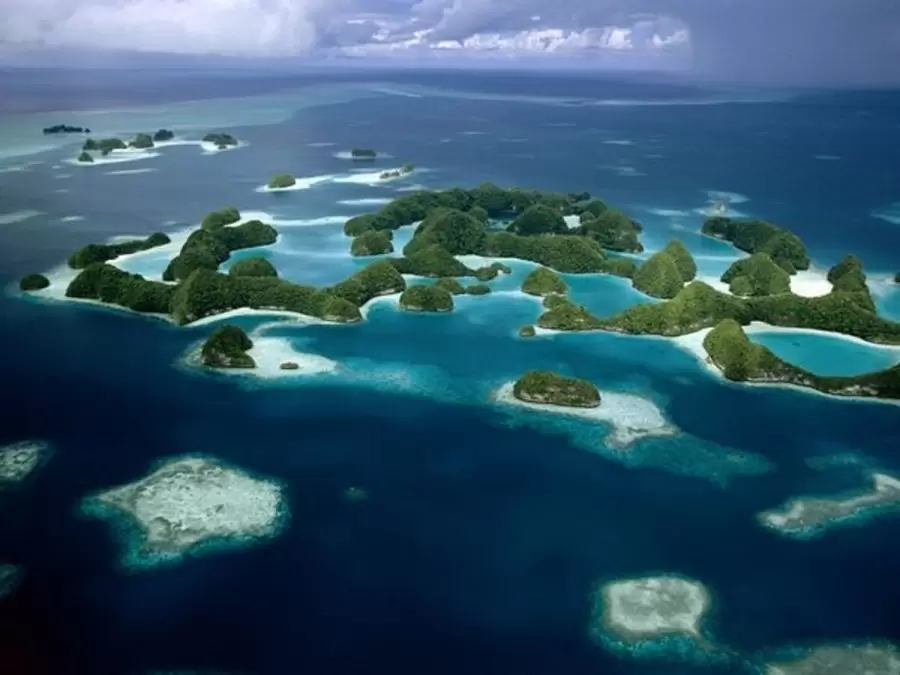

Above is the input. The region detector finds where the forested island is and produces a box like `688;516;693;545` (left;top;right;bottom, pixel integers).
201;325;255;368
203;133;238;149
351;148;377;159
43;124;90;134
512;370;601;408
268;174;296;189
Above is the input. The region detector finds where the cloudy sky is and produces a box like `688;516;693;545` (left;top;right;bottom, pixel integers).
2;0;899;84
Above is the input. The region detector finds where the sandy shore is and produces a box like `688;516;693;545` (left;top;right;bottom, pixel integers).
493;381;676;448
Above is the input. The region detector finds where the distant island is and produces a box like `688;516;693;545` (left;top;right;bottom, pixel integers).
379;163;415;180
268;173;296;189
153;129;174;142
43;124;90;134
351;148;377;159
203;133;238;149
513;370;600;408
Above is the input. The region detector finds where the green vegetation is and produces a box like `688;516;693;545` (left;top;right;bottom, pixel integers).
390;245;472;278
68;232;171;269
468;205;489;223
663;240;697;282
599;257;638;279
130;133;154;149
268;174;296;189
351;230;394;257
19;274;50;292
512;370;600;408
83;138;126;155
703;319;900;400
473;266;499;281
702;217;810;272
632;251;684;299
519;325;536;338
721;253;791;297
203;133;238;149
894;272;900;284
351;149;377;158
153;129;175;142
522;267;568;297
508;205;568;236
537;296;604;331
465;283;491;296
578;209;644;253
163;219;276;282
67;263;175;314
434;278;465;295
404;209;486;256
201;206;241;230
827;255;871;297
77;151;94;163
228;258;278;278
331;260;406;306
399;285;454;313
201;325;255;369
482;232;608;273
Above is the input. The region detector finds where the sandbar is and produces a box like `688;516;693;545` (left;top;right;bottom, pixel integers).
493;381;676;448
590;576;713;650
759;473;900;538
0;440;51;484
766;643;900;675
82;455;287;569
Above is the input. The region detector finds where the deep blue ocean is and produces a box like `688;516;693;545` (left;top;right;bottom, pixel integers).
1;69;899;675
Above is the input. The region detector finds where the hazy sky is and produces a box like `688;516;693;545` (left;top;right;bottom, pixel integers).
2;0;899;84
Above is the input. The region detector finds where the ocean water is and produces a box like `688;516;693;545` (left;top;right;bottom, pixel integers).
1;69;900;675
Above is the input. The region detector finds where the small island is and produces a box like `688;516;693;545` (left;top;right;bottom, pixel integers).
701;319;900;400
43;124;90;134
721;252;791;296
130;133;155;149
702;216;810;272
589;576;714;656
68;232;171;269
519;325;536;338
77;151;94;163
399;285;454;313
0;440;51;486
522;267;568;297
153;129;175;142
81;455;287;569
379;163;415;180
512;370;600;408
202;133;238;150
351;230;394;257
576;206;644;253
19;273;50;291
351;148;377;159
83;138;127;156
465;283;491;296
201;325;255;369
268;174;296;189
765;644;900;675
758;472;900;539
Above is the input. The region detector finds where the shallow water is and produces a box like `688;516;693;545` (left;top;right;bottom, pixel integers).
749;330;900;377
1;69;900;675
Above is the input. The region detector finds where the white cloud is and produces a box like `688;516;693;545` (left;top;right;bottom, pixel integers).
651;29;690;48
0;0;329;56
598;26;634;50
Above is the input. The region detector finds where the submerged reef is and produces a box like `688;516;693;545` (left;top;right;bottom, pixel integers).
81;455;286;569
0;564;22;599
702;319;900;400
0;440;51;486
513;370;600;408
765;643;900;675
589;576;715;659
759;473;900;538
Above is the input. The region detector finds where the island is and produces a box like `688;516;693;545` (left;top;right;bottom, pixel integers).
268;174;296;189
0;440;51;486
201;325;256;369
77;151;94;163
512;370;600;408
519;325;537;338
589;576;715;657
80;455;287;569
19;273;50;291
68;232;171;269
83;138;127;156
399;285;454;313
153;129;175;142
721;252;791;296
351;230;394;257
465;283;491;295
702;216;810;272
202;133;238;149
280;362;299;371
130;133;154;149
701;319;900;400
758;472;900;539
43;124;90;134
576;207;644;253
632;241;696;299
201;206;241;230
522;267;568;297
228;258;278;278
351;148;377;159
0;564;21;599
379;163;415;180
664;239;697;282
765;644;900;675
